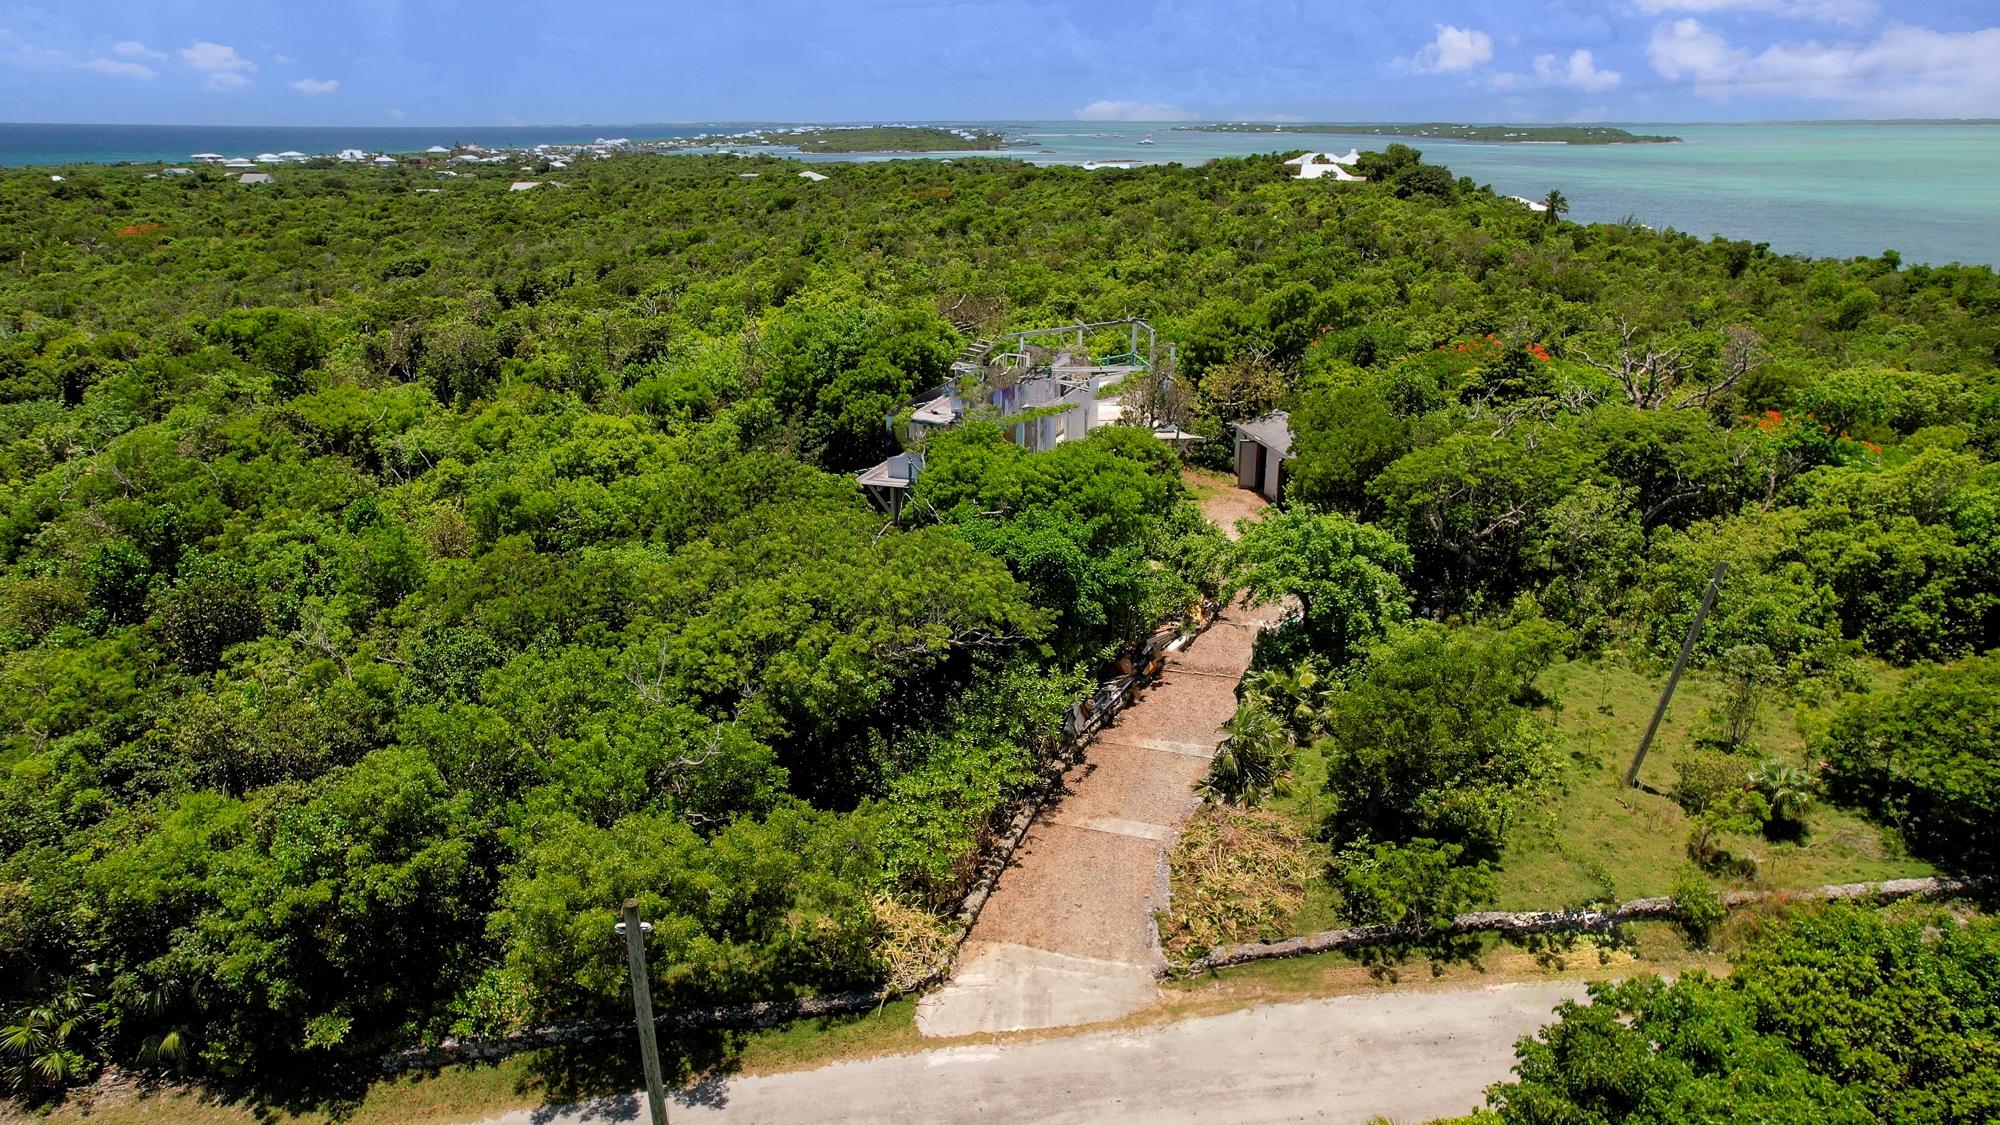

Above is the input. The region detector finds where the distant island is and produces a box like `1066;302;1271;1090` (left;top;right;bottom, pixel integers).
688;125;1004;153
1181;123;1682;144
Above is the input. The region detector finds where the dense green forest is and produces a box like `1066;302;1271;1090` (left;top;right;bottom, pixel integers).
2;146;1997;1101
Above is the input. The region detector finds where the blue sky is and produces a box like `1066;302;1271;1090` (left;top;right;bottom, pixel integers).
2;1;1996;124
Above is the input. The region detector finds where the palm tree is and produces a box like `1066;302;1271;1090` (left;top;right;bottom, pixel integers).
1241;662;1331;744
1752;759;1815;839
1;981;93;1095
1542;189;1569;226
1198;702;1292;807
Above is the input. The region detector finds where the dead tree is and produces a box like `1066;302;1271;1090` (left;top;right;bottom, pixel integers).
1577;320;1765;412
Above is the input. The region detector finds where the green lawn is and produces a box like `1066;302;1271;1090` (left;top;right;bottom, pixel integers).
31;1000;925;1125
1489;657;1932;909
1205;652;1934;940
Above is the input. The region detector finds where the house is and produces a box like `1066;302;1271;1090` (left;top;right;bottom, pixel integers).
372;155;399;166
337;148;367;163
857;452;924;518
223;159;257;169
189;152;225;164
859;318;1163;513
797;169;828;181
1284;152;1366;182
425;145;450;154
1233;411;1293;503
1082;159;1141;171
162;167;194;176
905;394;961;443
238;173;274;185
508;181;543;191
255;153;282;163
276;150;307;162
1505;195;1550;213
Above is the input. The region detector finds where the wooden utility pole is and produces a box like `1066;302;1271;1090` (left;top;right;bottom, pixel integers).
618;899;670;1125
1625;560;1728;789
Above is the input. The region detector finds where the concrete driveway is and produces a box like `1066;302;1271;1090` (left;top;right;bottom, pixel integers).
472;980;1584;1125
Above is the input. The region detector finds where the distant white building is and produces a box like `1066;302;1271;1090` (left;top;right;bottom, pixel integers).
373;155;398;166
797;169;828;181
255;153;282;163
508;181;545;191
223;159;257;169
1082;159;1141;171
425;145;450;154
189;152;225;163
238;173;274;185
162;167;194;176
337;148;368;162
1284;152;1366;182
1506;195;1550;213
276;150;307;162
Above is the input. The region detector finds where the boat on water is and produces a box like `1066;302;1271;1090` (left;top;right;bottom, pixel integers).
1138;135;1156;145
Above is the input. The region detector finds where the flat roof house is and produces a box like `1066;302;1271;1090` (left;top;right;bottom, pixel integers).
238;173;274;185
1284;152;1367;182
1234;411;1293;503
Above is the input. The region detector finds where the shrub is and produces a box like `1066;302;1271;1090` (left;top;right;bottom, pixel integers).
1319;620;1565;854
1818;654;2000;870
1332;837;1494;931
1485;906;2000;1122
1666;868;1726;947
1198;701;1294;807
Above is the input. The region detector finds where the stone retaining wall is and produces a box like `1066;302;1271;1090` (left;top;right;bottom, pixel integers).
1172;876;1987;976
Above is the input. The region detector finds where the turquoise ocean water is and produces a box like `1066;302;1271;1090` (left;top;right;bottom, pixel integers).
4;120;1995;267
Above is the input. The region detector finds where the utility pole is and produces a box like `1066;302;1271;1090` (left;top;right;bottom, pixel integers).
1626;560;1728;788
617;899;669;1125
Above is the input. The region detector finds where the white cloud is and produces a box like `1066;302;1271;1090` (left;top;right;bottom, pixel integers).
1408;25;1494;74
179;41;255;73
83;56;155;79
1648;18;1743;83
0;34;157;79
291;77;338;95
1649;19;2000;115
205;70;250;90
112;40;163;59
387;108;407;120
1534;49;1622;92
273;53;295;64
1074;99;1196;121
1634;0;1878;28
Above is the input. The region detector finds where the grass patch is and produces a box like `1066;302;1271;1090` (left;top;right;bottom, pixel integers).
22;1000;924;1125
1161;653;1932;957
1157;804;1330;961
1493;656;1933;909
1161;920;1727;1008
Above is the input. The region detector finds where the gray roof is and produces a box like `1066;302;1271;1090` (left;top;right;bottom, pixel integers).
1235;411;1293;457
858;452;924;489
238;173;274;184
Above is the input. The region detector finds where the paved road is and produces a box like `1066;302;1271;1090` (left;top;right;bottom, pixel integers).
474;981;1584;1125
